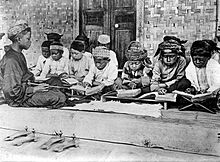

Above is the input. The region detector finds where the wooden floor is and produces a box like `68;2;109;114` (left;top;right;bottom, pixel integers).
0;103;220;161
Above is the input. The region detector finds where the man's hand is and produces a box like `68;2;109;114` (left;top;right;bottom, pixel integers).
158;88;167;95
33;83;49;93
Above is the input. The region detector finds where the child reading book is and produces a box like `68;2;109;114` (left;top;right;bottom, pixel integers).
82;47;118;99
68;40;94;82
32;41;52;76
40;42;69;79
184;40;220;112
150;40;191;95
121;41;152;91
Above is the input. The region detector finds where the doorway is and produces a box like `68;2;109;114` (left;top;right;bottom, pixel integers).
80;0;136;69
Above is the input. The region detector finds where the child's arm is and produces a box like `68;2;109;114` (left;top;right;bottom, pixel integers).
40;59;51;78
150;62;161;91
101;65;118;86
121;62;132;84
83;66;95;86
164;57;186;88
63;58;69;75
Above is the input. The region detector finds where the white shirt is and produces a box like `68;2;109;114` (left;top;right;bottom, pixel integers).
69;54;94;79
40;56;69;78
186;58;220;92
83;62;118;86
63;46;70;59
95;46;118;68
206;58;220;91
32;55;48;76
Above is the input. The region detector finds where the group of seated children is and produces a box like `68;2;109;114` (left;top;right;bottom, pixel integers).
32;32;220;109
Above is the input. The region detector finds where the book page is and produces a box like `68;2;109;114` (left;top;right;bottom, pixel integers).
62;78;78;85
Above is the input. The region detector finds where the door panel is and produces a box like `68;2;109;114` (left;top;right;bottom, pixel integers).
81;0;136;69
115;30;132;69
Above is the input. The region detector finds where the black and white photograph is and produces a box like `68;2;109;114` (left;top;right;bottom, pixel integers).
0;0;220;161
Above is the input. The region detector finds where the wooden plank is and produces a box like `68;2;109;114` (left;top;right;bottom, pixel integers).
1;129;219;161
0;105;220;156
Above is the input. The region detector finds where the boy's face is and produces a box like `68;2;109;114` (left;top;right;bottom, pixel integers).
161;52;178;66
19;31;31;50
192;55;210;68
128;61;142;71
51;49;62;61
70;48;83;60
94;57;109;70
42;47;50;58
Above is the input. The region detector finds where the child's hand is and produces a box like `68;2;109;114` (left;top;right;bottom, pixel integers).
128;82;136;89
185;87;196;94
132;78;141;84
158;88;167;95
83;82;90;88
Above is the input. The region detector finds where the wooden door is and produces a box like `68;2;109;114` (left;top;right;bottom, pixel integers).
112;0;136;68
81;0;136;69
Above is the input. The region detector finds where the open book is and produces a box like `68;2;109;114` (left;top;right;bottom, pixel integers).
62;78;78;85
172;90;215;102
116;89;141;98
139;92;177;102
70;84;104;96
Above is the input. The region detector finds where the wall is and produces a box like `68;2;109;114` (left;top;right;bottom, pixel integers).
137;0;217;56
0;0;79;67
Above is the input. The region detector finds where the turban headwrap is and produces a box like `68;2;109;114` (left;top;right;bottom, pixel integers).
92;46;110;58
155;36;187;57
50;42;64;52
125;41;148;61
8;20;30;41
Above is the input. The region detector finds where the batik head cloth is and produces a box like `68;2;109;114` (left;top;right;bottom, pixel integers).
125;41;148;61
8;20;30;40
155;36;187;57
92;46;110;58
50;42;64;52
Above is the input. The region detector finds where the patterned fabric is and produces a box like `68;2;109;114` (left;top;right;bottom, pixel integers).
92;47;110;58
125;41;148;61
8;20;30;40
121;61;151;88
40;56;69;78
94;46;118;67
155;36;187;57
